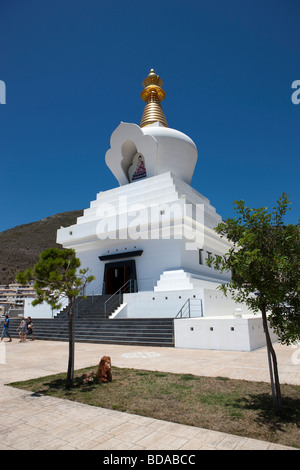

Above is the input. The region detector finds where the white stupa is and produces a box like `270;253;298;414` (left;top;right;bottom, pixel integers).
56;69;274;351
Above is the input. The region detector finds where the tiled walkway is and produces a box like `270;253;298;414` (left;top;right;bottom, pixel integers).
0;340;299;450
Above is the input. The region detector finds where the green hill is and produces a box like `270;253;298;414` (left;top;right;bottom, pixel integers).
0;210;83;284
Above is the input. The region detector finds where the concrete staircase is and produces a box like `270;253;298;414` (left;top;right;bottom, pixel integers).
6;296;174;347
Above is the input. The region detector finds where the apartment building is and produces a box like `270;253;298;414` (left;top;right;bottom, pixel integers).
0;283;35;315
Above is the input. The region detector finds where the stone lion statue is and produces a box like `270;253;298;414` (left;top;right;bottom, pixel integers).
97;355;112;383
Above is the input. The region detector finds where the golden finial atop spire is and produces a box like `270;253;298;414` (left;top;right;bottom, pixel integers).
140;69;168;128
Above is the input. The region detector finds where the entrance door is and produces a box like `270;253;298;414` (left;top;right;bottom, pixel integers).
104;260;136;295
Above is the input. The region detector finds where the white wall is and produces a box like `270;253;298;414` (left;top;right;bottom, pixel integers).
24;297;68;319
77;238;183;295
174;316;278;351
202;288;252;317
121;289;203;318
113;270;253;320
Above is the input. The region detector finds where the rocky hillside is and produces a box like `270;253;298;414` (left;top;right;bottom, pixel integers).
0;210;83;284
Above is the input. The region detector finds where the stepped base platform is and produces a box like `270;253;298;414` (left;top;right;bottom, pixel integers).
7;316;174;347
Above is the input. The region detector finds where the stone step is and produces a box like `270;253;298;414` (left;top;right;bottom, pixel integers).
7;317;174;347
9;318;173;327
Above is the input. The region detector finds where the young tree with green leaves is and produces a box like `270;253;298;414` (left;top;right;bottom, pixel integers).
207;193;300;413
16;248;95;388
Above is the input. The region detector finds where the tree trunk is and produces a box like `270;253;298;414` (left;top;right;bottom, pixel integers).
66;297;75;388
261;306;282;413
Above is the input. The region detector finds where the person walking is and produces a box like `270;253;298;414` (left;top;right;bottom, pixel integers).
1;314;12;342
26;317;35;341
17;317;26;342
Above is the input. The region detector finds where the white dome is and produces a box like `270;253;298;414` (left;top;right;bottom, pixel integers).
142;122;198;184
142;123;196;146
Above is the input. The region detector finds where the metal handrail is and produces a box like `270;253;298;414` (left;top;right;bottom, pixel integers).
81;282;105;297
104;279;137;316
175;298;203;319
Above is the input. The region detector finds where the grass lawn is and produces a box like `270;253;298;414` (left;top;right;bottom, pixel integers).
9;366;300;449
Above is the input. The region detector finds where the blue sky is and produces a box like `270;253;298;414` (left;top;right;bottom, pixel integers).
1;0;299;233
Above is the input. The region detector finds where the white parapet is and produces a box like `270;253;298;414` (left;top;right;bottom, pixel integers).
174;315;278;352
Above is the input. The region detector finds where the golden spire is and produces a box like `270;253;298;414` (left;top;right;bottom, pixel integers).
140;69;168;128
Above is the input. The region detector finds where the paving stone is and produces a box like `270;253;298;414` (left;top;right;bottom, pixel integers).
0;340;297;451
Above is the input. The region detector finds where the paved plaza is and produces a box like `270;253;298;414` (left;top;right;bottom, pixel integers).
0;339;299;450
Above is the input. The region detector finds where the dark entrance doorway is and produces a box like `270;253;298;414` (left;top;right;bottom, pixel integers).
103;260;137;295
